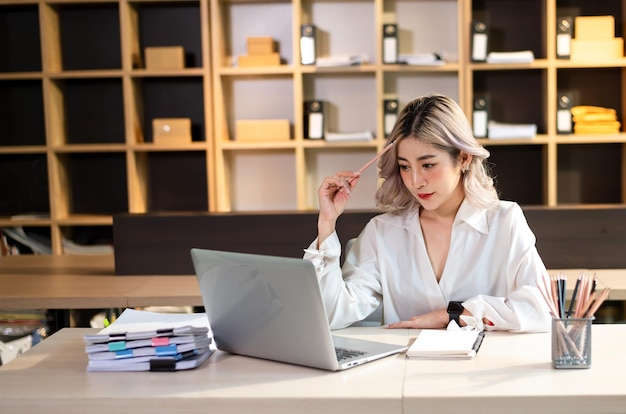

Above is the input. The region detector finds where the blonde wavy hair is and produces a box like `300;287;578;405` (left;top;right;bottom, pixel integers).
376;93;499;212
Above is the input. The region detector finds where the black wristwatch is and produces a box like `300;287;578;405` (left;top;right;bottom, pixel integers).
447;301;464;325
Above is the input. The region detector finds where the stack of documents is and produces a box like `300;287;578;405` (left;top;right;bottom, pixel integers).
486;50;535;63
83;309;214;372
487;121;537;139
398;53;444;66
325;130;374;142
316;54;368;67
572;105;621;134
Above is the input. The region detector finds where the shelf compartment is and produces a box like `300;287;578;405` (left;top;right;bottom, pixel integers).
0;80;46;146
304;147;379;210
128;0;203;70
0;4;42;73
383;72;460;111
302;72;376;139
59;224;113;254
383;0;459;62
302;0;375;64
473;69;547;134
144;151;209;212
472;0;546;59
556;0;623;30
50;78;125;144
215;0;293;68
226;149;297;211
557;67;623;127
133;76;206;143
485;144;546;206
51;2;122;71
0;154;49;216
0;226;52;255
222;76;294;141
63;152;128;215
557;143;623;204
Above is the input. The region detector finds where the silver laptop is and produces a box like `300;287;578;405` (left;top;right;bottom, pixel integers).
190;248;407;371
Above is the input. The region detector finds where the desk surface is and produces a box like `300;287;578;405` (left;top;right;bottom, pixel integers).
0;325;625;414
0;254;625;310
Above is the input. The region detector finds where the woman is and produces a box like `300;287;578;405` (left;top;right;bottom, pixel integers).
304;93;551;332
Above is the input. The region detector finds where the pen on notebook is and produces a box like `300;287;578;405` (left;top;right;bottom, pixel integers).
349;140;396;183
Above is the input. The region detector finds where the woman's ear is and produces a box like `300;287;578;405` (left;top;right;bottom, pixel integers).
458;152;473;171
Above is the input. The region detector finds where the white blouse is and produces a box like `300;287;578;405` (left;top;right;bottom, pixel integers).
304;199;552;332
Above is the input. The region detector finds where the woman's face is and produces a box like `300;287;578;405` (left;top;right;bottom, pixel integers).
396;138;466;213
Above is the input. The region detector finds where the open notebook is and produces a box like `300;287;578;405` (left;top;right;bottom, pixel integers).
190;248;407;371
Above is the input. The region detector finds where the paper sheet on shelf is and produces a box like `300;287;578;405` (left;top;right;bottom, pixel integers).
486;50;535;63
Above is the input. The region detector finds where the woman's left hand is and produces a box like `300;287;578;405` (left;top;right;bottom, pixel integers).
386;309;449;329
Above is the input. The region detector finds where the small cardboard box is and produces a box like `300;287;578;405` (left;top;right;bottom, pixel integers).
145;46;185;70
153;118;192;144
238;53;281;67
575;16;615;40
571;38;624;60
235;119;290;141
247;37;275;55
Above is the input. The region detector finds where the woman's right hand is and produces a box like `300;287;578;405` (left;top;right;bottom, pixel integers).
317;171;360;244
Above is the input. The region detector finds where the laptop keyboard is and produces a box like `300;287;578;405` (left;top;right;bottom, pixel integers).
335;347;367;361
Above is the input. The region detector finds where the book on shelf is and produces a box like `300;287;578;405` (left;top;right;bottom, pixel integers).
407;325;485;360
84;308;214;372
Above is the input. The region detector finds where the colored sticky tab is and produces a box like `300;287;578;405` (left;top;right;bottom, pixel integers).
115;349;133;359
155;344;178;356
152;337;170;347
156;328;174;335
108;341;126;351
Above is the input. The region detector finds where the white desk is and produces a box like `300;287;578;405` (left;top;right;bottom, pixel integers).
1;325;625;414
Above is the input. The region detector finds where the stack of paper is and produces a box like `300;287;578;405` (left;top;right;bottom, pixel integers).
398;53;444;66
316;54;368;67
325;130;374;142
407;329;484;360
487;121;537;139
486;50;535;63
83;309;214;372
572;105;621;134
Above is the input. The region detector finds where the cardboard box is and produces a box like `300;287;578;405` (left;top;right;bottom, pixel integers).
145;46;185;70
571;38;623;60
575;16;615;40
153;118;192;144
247;37;275;55
238;53;281;67
235;119;290;141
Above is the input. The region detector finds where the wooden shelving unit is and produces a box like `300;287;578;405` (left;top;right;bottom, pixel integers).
1;0;625;254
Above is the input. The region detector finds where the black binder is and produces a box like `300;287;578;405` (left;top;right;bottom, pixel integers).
383;99;398;137
300;24;317;65
304;100;325;139
557;93;573;134
472;96;489;138
382;24;398;64
556;17;573;59
471;20;489;62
